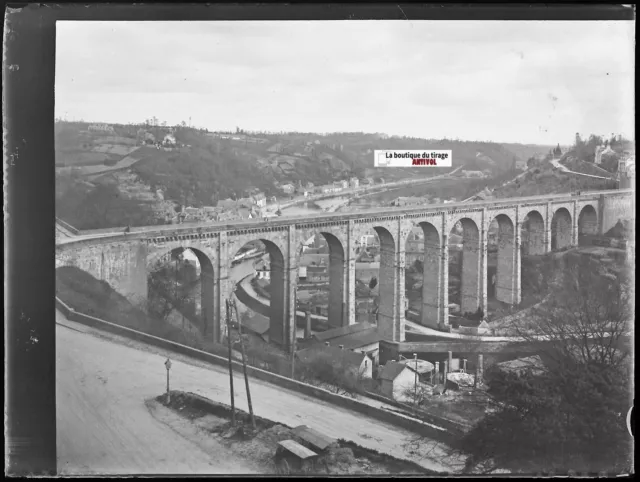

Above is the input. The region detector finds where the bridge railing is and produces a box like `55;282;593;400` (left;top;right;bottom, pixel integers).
59;189;634;244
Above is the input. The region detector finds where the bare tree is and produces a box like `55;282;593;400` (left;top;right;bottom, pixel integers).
451;253;633;475
523;253;631;370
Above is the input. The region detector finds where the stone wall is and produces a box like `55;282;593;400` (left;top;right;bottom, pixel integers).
56;240;148;304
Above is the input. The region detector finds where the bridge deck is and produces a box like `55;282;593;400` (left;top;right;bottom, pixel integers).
57;189;632;246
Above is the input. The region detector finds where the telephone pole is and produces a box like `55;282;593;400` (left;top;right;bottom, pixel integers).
232;297;256;431
225;299;236;427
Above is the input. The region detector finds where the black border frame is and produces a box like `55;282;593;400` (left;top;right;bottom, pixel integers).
4;2;635;475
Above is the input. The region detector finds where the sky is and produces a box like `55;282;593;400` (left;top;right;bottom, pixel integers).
56;20;635;145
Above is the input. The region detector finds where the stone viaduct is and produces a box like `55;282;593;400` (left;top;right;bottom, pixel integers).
56;189;633;352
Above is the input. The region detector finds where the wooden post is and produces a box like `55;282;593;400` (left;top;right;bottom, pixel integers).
225;299;236;427
232;297;255;431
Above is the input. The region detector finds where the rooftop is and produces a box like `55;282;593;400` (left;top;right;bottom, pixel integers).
378;361;412;381
296;344;370;368
313;322;375;342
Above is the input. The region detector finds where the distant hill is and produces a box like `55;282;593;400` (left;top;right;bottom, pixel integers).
499;143;557;163
491;160;617;199
55;121;571;229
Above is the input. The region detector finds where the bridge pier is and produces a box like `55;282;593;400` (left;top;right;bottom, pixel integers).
55;190;632;356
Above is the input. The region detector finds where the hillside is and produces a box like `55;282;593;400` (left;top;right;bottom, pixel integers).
55;121;556;229
500;143;557;163
490;160;617;199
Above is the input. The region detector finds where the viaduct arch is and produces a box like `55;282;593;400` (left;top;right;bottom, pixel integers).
56;190;633;353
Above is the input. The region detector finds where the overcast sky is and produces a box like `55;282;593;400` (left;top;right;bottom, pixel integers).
56;21;634;145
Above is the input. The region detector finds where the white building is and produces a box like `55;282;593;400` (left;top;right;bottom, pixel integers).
88;123;115;133
359;234;378;247
378;361;417;402
163;133;177;146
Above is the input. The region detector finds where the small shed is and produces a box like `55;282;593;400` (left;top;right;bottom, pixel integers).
275;439;318;472
378;361;417;402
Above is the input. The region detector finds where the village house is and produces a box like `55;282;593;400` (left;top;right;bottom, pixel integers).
305;181;315;190
255;259;270;280
217;198;239;210
514;158;527;170
295;185;309;197
163;133;177;146
252;192;267;208
358;234;378;247
309;322;382;366
296;345;373;380
359;178;373;186
349;177;360;189
355;262;380;285
300;253;329;267
335;180;349;190
495;355;545;378
238;207;253;220
306;265;329;283
88;123;115;134
281;184;296;194
378;361;418;402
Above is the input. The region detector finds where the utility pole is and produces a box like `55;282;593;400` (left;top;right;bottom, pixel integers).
225;299;236;427
291;290;298;379
413;353;418;406
232;297;256;431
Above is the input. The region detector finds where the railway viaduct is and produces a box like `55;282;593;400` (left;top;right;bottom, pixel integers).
56;189;634;352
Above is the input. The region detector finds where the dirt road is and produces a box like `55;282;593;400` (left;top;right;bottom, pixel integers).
56;310;463;475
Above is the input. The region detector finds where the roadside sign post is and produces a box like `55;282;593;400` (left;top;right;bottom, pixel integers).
164;358;172;404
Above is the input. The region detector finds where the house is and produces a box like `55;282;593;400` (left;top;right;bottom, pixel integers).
163;133;177;146
355;262;380;285
317;185;332;194
238;208;253;220
495;355;545;377
88;123;115;133
359;178;372;186
300;253;328;267
349;177;359;189
256;265;270;280
359;234;378;247
252;192;267;208
378;361;418;402
296;344;373;379
305;182;315;189
335;180;348;190
295;186;309;197
310;322;382;365
514;158;527;171
281;184;295;194
237;197;254;209
306;265;329;283
217;198;238;210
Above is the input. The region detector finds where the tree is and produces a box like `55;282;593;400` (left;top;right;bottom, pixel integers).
146;260;196;324
454;253;632;474
298;351;367;398
369;277;378;290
